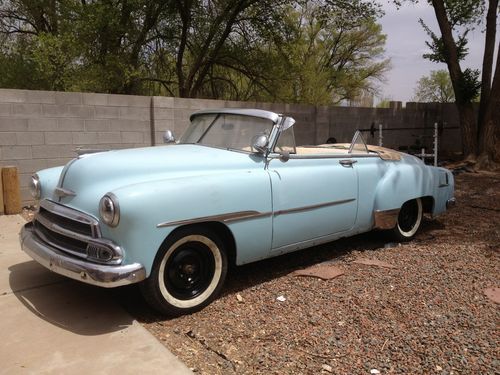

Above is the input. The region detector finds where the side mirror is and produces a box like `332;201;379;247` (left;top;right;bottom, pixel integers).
251;134;269;154
163;130;176;144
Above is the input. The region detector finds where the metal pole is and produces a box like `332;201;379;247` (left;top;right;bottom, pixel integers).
434;122;438;167
378;124;383;147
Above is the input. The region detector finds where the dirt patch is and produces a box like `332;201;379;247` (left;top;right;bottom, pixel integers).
120;172;499;374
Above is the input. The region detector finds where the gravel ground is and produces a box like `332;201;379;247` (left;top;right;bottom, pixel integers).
112;172;498;373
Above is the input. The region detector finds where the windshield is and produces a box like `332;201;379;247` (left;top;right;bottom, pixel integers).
349;130;369;154
179;114;274;152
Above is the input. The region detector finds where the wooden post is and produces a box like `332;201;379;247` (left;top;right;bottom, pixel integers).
2;166;22;214
0;168;4;215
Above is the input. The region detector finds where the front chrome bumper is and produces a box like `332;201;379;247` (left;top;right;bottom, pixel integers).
20;223;146;288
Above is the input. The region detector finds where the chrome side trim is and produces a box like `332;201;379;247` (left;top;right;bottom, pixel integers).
21;223;145;288
54;187;76;198
56;158;78;194
373;208;400;229
40;199;101;238
157;199;356;228
274;198;356;216
157;210;271;228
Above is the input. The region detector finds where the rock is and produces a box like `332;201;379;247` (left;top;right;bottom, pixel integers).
322;364;333;372
236;294;244;303
276;295;286;302
484;287;500;304
292;264;345;280
436;365;443;371
370;370;380;375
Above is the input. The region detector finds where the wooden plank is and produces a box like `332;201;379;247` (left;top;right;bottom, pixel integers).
0;167;4;214
2;166;21;214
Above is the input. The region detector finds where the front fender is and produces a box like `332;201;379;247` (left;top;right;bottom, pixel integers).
101;171;273;275
37;166;64;200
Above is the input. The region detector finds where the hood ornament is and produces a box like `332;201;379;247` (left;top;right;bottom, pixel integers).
54;187;77;198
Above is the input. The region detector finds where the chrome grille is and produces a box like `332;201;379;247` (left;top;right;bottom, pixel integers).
34;219;88;254
37;206;93;237
32;199;121;263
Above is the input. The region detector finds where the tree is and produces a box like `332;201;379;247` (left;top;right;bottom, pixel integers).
251;0;389;105
413;69;455;102
398;0;499;168
0;0;389;106
0;0;173;93
151;0;286;99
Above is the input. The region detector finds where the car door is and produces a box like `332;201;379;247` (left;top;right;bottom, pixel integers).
268;156;358;252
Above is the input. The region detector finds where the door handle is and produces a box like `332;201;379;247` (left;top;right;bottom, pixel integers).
339;159;357;167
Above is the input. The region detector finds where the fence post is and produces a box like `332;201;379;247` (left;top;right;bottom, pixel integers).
0;168;4;215
378;124;383;147
434;122;438;167
2;166;22;215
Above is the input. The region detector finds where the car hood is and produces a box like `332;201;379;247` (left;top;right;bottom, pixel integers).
56;144;258;207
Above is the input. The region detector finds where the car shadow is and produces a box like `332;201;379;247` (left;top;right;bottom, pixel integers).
118;229;399;322
222;230;389;296
8;261;134;335
15;221;439;324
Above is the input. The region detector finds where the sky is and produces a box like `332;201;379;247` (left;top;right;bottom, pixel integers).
377;1;493;103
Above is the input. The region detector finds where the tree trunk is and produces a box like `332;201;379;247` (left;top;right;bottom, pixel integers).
176;0;192;98
477;41;500;169
431;0;478;157
458;103;479;160
477;0;498;140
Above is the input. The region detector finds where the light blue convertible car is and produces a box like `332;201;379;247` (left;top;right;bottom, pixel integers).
20;109;455;315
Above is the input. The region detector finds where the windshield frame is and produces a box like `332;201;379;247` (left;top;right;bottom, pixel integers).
180;110;286;155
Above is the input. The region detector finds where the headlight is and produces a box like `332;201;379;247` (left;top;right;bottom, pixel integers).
99;193;120;227
29;174;41;199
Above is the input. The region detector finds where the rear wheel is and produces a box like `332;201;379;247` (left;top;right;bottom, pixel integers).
141;227;228;316
392;198;423;241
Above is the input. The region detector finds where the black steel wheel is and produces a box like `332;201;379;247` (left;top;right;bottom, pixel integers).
141;226;228;316
392;198;423;241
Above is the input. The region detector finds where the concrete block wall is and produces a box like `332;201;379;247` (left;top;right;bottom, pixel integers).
0;89;151;202
0;88;462;205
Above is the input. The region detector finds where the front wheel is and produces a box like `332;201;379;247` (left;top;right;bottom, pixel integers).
391;198;423;241
141;227;228;316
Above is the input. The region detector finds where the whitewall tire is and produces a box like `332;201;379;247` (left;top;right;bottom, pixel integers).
141;227;228;316
392;198;423;241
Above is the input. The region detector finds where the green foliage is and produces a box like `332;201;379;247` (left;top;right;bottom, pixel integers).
0;0;389;104
417;0;484;64
457;68;481;103
413;70;455;102
415;1;483;106
252;1;389;104
419;19;469;63
31;32;80;91
440;0;484;27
